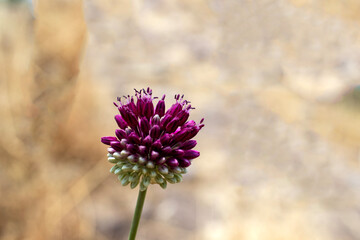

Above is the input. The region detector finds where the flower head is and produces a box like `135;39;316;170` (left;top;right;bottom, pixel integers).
101;88;204;191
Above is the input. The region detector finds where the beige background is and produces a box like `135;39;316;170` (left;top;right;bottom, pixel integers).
0;0;360;239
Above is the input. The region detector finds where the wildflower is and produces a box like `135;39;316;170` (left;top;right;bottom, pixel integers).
101;88;204;191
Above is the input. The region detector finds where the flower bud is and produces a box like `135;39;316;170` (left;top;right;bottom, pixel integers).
162;146;172;155
143;135;152;146
165;117;180;133
138;145;147;155
107;147;116;154
149;125;161;138
160;180;167;189
149;170;157;178
138;157;146;165
158;157;166;164
160;133;171;145
155;96;166;117
160;115;172;130
173;149;184;158
120;150;130;158
180;140;197;150
115;115;128;129
179;158;191;167
151;114;161;126
127;154;137;163
113;152;122;160
110;165;118;173
115;129;127;140
166;158;179;168
114;168;122;175
150;151;159;161
166;102;182;116
152;140;162;150
142;175;151;187
108;156;118;163
146;161;155;169
143;101;154;119
155;175;164;184
158;165;169;175
140;117;150;136
101;136;117;145
128;132;141;144
183;150;200;160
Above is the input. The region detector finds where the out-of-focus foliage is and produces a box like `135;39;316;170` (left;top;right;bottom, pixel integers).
1;0;360;240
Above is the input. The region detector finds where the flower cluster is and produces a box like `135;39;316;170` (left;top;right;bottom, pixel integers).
101;88;204;191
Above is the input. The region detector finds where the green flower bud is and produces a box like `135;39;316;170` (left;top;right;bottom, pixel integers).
114;168;122;175
132;165;141;172
130;179;140;189
121;174;130;186
122;164;133;172
160;180;167;189
142;175;151;187
118;172;129;181
142;168;148;174
166;177;177;184
120;150;130;158
138;157;146;165
165;173;174;179
173;173;182;183
140;182;147;192
113;152;122;159
128;155;137;163
149;170;157;178
146;161;154;169
155;175;164;184
108;156;118;163
110;165;118;173
158;165;169;175
129;172;141;182
116;162;125;169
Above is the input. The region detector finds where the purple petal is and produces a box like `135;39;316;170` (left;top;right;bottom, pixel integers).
160;133;172;145
143;135;153;146
140;117;150;136
149;125;161;139
179;158;191;167
183;150;200;160
155;96;165;117
166;158;179;168
128;132;141;144
143;101;154;119
166;103;182;116
101;136;117;145
151;151;159;160
160;114;172;129
152;140;162;150
173;149;184;158
180;140;197;150
110;141;124;151
115;129;127;140
162;146;172;155
165;117;180;133
115;115;128;129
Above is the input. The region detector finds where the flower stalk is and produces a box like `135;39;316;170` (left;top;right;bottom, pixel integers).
128;188;147;240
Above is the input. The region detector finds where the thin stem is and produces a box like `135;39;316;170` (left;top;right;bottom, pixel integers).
128;188;147;240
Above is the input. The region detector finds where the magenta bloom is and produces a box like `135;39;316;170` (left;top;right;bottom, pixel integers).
101;88;204;190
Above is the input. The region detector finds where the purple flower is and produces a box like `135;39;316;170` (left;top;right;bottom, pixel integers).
102;88;204;190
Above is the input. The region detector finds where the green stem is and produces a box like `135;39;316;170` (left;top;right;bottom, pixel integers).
128;188;147;240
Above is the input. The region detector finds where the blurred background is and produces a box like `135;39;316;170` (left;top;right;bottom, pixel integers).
1;0;360;239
